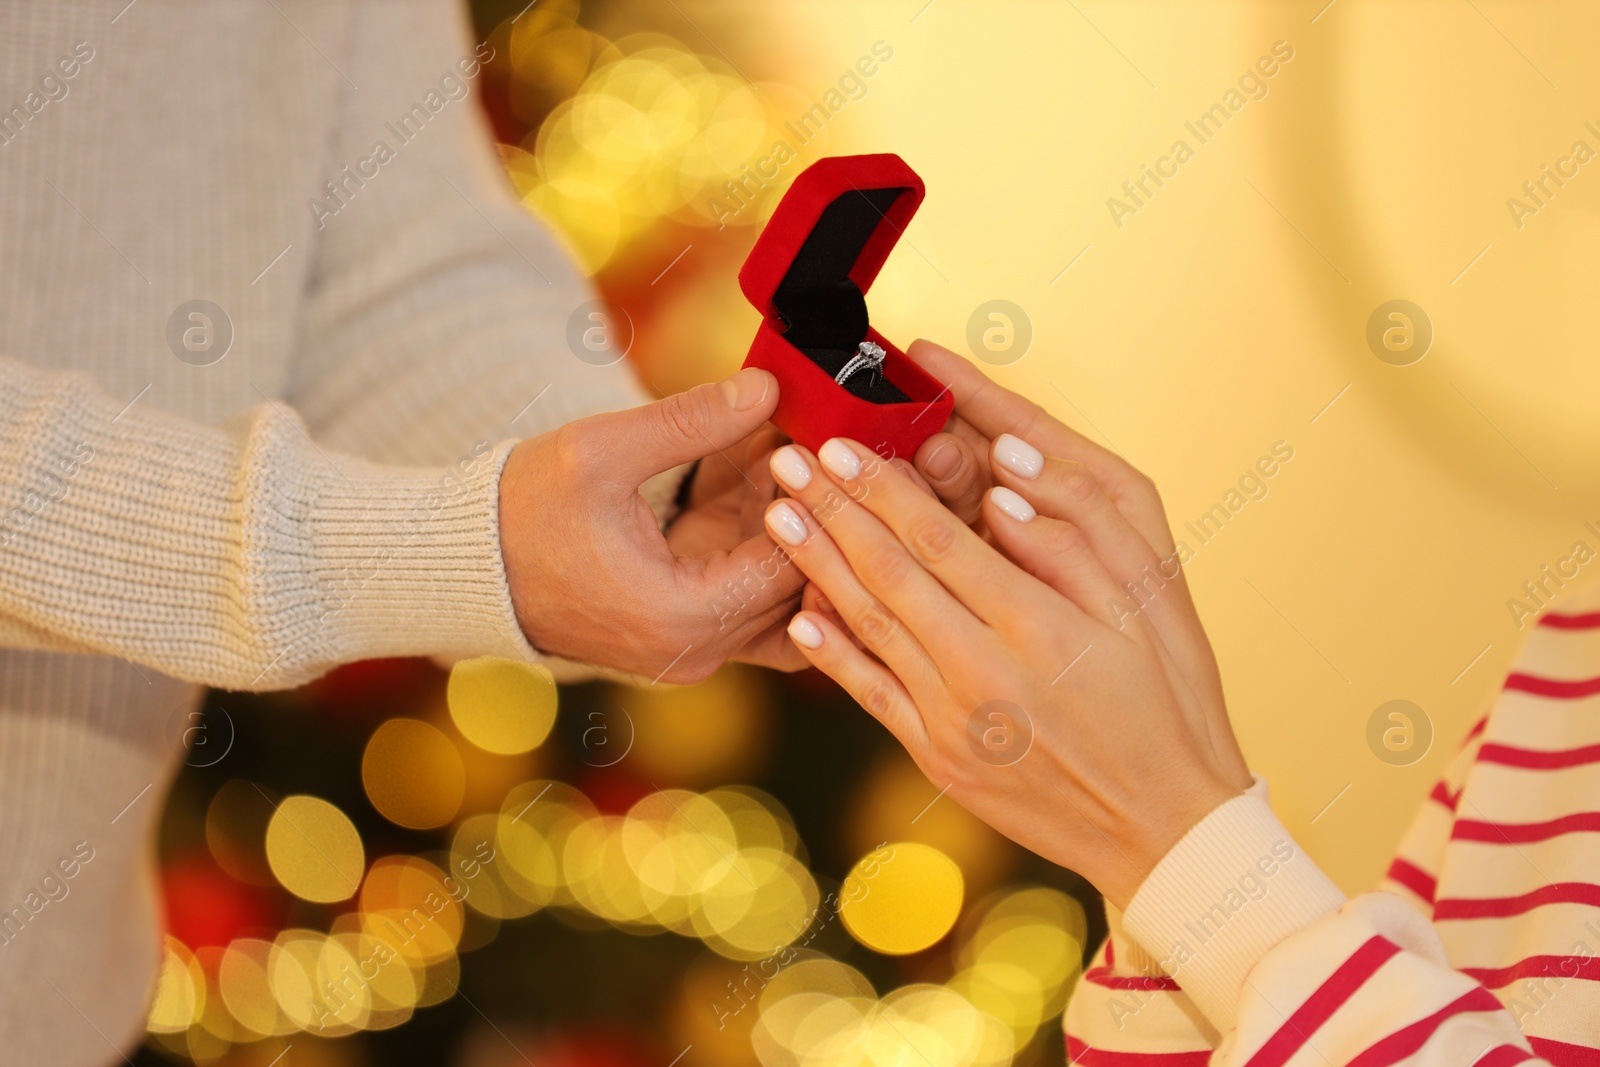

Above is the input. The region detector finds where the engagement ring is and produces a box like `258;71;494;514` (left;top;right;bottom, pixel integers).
834;340;886;388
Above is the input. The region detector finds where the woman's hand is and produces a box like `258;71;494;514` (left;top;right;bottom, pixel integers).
902;340;1252;789
763;427;1244;908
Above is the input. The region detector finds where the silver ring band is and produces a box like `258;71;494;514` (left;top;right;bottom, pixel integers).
835;340;886;387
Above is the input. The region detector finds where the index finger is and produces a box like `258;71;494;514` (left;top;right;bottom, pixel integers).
810;437;1070;634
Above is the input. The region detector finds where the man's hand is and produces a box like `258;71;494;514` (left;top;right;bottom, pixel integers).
663;421;810;672
499;368;805;683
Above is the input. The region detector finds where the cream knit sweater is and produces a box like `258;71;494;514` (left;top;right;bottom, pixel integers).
0;3;678;1062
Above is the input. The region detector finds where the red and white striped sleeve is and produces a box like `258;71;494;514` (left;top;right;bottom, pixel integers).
1423;607;1600;1057
1380;713;1489;918
1063;778;1548;1066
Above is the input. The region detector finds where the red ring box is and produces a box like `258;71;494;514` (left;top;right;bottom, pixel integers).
739;153;953;459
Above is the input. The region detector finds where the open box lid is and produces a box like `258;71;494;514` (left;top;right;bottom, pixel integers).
738;154;925;325
736;153;952;455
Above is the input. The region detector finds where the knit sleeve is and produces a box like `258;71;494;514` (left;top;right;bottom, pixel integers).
0;357;538;690
282;0;686;514
1063;783;1547;1066
0;3;695;689
259;0;691;677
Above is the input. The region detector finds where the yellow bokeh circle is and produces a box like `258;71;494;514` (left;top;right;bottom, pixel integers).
358;855;465;967
146;936;205;1034
839;842;964;956
217;937;292;1038
447;657;558;755
361;718;466;830
696;848;819;960
265;795;365;903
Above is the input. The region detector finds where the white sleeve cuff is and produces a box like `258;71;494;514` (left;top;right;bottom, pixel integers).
1119;785;1346;1033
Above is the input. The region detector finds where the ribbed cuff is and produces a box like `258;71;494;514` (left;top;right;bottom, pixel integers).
1;359;693;689
302;437;538;673
1120;790;1346;1033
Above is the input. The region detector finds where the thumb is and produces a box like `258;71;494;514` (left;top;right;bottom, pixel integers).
581;368;778;487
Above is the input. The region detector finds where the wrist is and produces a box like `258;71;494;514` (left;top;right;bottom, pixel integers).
1213;724;1256;791
1098;771;1240;911
498;440;535;639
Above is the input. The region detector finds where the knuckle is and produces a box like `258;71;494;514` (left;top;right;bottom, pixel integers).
1136;471;1167;511
908;516;959;564
548;423;593;477
852;604;898;649
858;677;899;720
859;542;911;591
657;388;712;444
1112;462;1155;500
1044;520;1090;559
1060;465;1100;505
1010;399;1050;442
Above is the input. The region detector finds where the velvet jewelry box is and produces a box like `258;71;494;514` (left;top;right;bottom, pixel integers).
738;153;953;459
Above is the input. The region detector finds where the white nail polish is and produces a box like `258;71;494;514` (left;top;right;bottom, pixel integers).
788;615;824;649
767;501;810;546
770;445;812;490
993;433;1044;479
991;486;1037;523
819;439;862;479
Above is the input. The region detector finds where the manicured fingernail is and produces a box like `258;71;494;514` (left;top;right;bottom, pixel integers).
993;434;1044;479
770;445;812;490
990;486;1036;523
788;615;824;649
719;368;772;411
921;441;961;481
819;439;862;480
766;501;810;546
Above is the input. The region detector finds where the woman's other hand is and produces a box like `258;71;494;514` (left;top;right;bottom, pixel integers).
904;339;1252;789
765;431;1245;909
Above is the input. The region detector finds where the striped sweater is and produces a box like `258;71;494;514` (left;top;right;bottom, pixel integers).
1064;580;1600;1065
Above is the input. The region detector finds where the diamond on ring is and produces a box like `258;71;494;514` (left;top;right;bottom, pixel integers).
834;340;886;387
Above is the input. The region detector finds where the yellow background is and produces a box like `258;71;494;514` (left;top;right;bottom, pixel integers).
718;0;1600;892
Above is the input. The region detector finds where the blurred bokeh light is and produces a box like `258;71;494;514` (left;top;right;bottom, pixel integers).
136;2;1100;1064
839;843;964;956
362;719;467;829
447;658;559;756
264;797;365;905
